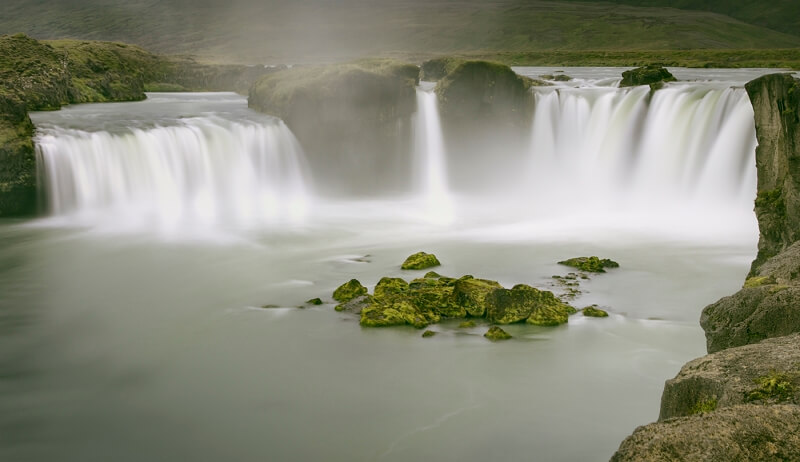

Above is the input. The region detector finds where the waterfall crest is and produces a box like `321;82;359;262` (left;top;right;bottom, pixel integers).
36;117;310;229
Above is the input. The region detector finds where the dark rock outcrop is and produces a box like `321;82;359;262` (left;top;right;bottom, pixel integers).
420;57;464;82
659;333;800;421
248;59;419;195
611;405;800;462
745;73;800;272
558;256;619;273
619;65;676;89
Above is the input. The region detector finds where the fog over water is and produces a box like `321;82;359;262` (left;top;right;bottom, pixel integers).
0;70;764;460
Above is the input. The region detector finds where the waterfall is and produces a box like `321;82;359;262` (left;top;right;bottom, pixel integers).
526;85;757;215
413;84;453;224
35;116;311;230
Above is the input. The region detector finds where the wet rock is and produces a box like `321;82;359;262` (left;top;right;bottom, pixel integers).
484;326;512;341
334;294;372;313
401;252;441;270
373;277;409;298
558;256;619;273
619;65;676;88
332;279;368;303
582;306;609;317
306;298;323;305
360;297;437;328
610;405;800;462
422;330;437;338
458;320;477;328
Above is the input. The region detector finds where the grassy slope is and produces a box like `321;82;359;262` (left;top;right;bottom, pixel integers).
1;0;799;64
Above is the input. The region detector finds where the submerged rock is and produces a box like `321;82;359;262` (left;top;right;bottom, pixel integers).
558;256;619;273
619;65;676;89
306;298;323;305
332;279;368;303
401;252;441;270
422;330;437;338
610;405;800;462
335;294;372;313
484;326;512;341
582;306;609;317
459;320;477;328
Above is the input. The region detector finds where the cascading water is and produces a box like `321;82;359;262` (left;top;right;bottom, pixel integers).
520;84;757;240
413;84;453;224
35;116;310;230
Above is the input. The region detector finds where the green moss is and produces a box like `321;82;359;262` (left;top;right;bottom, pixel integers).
755;188;786;219
374;277;410;298
582;306;609;317
424;271;443;279
746;372;797;402
485;284;575;325
458;320;477;328
360;298;437;328
558;256;619;273
484;326;512;341
743;275;777;288
401;252;441;270
688;397;718;415
332;279;368;303
453;276;503;317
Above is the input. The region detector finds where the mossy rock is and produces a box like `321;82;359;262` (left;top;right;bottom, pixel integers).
420;57;465;81
360;298;437;328
459;320;477;328
619;65;676;88
306;298;323;305
409;285;466;318
401;252;441;270
332;279;368;302
453;276;503;317
743;275;777;288
422;330;437;338
558;256;619;273
553;74;572;82
435;60;534;121
424;271;443;279
746;372;797;403
485;284;575;325
583;306;609;317
374;277;410;298
484;326;512;341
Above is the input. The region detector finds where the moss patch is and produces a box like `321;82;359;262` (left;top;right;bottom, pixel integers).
746;372;797;402
688;397;718;415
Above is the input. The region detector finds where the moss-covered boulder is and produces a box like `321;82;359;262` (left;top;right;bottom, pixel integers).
332;279;368;303
484;326;512;341
484;284;575;325
401;252;441;270
459;320;477;328
436;60;534;121
306;298;323;305
422;330;437;338
452;276;503;317
557;256;619;273
360;297;438;328
374;277;410;298
582;306;609;317
619;65;676;88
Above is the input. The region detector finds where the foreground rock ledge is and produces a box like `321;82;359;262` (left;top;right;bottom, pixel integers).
659;333;800;420
611;405;800;462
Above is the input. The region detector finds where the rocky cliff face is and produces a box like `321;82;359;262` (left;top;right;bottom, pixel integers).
745;73;800;272
249;60;419;195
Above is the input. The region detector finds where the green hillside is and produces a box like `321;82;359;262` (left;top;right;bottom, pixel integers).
1;0;799;64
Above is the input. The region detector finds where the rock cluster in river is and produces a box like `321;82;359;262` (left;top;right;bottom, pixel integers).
619;64;676;90
329;252;617;336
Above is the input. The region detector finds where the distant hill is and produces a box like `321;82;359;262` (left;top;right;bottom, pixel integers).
583;0;800;38
2;0;799;63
